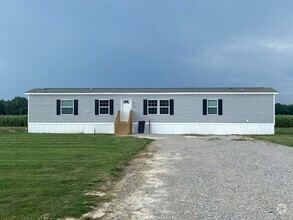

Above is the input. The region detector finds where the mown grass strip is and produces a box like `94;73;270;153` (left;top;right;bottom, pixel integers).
0;129;151;220
250;127;293;147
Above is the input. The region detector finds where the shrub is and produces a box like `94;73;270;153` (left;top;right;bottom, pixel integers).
275;115;293;128
0;115;28;127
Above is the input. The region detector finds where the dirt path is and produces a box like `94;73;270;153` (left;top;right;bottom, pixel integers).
82;135;163;219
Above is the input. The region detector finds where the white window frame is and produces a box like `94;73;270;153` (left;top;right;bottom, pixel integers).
147;99;170;115
159;99;170;115
207;99;218;115
61;99;74;115
147;99;158;115
99;99;110;115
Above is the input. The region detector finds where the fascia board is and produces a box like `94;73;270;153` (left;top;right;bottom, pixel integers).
25;92;279;95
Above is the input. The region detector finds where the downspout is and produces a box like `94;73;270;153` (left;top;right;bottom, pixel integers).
149;119;151;134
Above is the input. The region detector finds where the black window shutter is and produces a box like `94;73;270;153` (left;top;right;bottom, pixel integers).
110;99;114;115
143;99;148;115
56;99;61;115
95;99;99;115
170;99;174;115
74;100;78;115
218;99;223;115
203;99;207;115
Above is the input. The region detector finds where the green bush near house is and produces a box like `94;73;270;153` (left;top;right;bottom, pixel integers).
0;115;28;127
275;115;293;127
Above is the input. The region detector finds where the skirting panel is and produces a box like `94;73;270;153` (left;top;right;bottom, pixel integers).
28;123;114;134
29;122;274;135
132;123;274;135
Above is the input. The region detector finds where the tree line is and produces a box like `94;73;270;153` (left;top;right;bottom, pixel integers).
275;103;293;115
0;97;28;115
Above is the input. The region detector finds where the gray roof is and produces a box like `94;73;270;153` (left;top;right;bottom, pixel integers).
26;87;278;94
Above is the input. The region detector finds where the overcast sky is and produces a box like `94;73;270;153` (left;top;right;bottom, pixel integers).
0;1;292;103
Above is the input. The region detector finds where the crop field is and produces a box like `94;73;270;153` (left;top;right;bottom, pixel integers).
0;129;151;219
0;116;27;127
275;115;293;127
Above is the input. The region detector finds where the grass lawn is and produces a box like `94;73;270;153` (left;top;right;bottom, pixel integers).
250;127;293;147
0;129;151;220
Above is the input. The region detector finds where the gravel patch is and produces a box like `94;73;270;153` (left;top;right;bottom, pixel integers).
98;135;293;220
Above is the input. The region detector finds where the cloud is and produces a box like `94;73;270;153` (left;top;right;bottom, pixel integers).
182;37;293;103
257;40;293;53
186;37;293;68
224;38;293;54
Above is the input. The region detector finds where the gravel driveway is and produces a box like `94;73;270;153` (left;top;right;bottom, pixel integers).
89;135;293;220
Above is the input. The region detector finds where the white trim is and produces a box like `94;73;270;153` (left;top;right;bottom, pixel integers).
27;95;30;123
159;99;170;115
29;122;274;125
131;122;274;135
120;99;133;111
99;99;110;115
29;122;112;124
147;99;158;115
28;122;274;135
147;99;170;115
273;94;276;125
28;122;114;134
120;99;133;121
60;99;74;115
25;92;279;95
139;122;273;125
207;99;218;115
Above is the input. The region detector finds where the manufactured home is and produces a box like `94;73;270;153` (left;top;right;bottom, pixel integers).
25;87;277;135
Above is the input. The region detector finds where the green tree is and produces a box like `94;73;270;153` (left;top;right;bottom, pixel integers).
275;103;293;115
0;100;5;115
5;97;28;115
288;105;293;115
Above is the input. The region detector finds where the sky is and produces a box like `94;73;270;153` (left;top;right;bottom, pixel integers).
0;0;292;103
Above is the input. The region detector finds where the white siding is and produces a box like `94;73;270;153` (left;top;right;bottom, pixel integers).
28;123;114;134
132;123;274;135
29;122;273;135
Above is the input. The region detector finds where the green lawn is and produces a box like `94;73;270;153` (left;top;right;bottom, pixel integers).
0;129;151;220
251;127;293;147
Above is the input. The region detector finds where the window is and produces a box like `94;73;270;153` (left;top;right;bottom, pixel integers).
61;100;74;115
147;99;169;115
203;99;222;116
148;100;158;114
99;99;109;115
207;100;218;114
95;99;114;115
160;100;169;114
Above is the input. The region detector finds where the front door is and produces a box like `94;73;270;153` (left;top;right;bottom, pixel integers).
121;99;132;121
